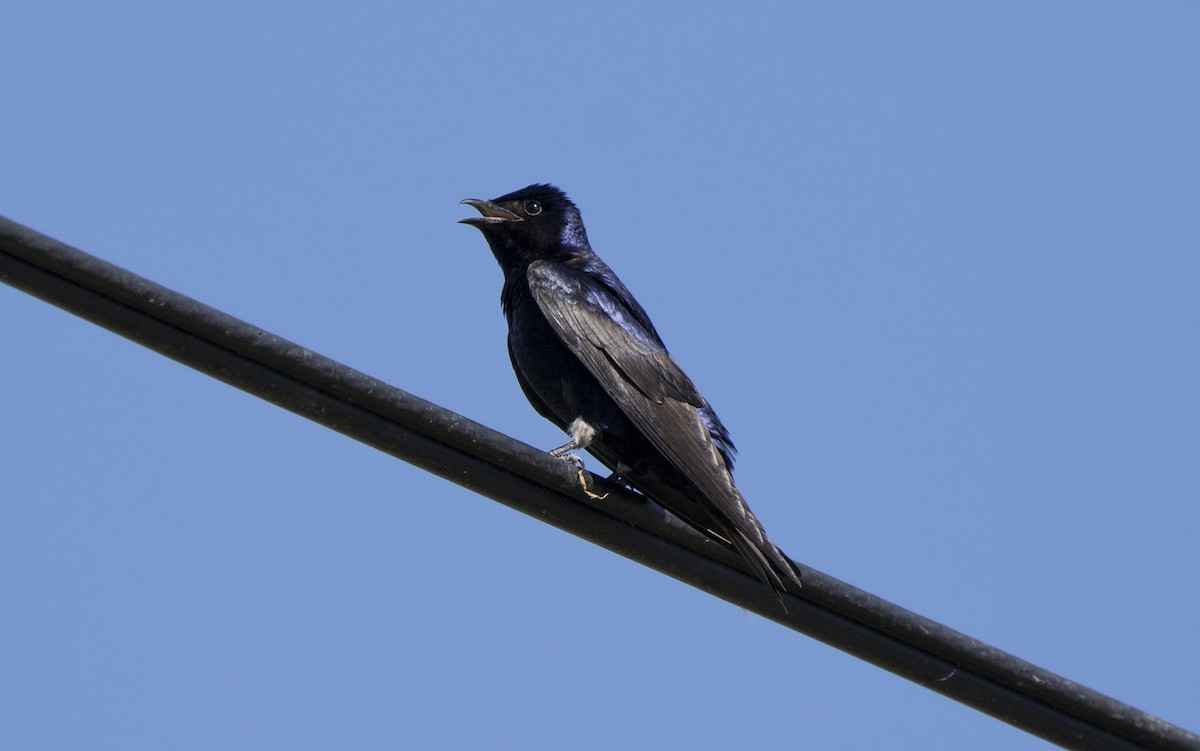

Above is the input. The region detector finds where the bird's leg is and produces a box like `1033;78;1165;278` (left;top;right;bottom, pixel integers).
549;417;607;500
549;416;597;465
605;461;637;490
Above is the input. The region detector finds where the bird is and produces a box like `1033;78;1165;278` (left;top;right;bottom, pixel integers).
460;183;801;598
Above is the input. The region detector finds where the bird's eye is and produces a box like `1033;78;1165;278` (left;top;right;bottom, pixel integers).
523;200;542;216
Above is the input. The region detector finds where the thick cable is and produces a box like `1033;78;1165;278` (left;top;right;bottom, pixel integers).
1;215;1195;750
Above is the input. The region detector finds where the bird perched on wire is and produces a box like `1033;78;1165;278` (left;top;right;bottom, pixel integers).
460;184;801;598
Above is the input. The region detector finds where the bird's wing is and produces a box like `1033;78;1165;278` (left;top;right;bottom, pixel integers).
526;260;747;524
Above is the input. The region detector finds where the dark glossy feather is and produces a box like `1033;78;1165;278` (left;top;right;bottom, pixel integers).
461;184;800;595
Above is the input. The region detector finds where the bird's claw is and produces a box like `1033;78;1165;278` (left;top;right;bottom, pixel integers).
550;450;608;500
577;467;609;500
554;451;585;469
605;470;636;491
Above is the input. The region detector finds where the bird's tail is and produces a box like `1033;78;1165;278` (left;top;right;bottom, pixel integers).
725;490;803;606
731;528;803;597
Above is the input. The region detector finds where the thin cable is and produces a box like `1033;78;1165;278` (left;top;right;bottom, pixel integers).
1;214;1196;751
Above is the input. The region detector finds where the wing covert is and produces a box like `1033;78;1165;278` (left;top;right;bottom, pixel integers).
526;261;744;521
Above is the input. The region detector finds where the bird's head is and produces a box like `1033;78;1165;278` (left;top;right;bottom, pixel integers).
460;184;590;270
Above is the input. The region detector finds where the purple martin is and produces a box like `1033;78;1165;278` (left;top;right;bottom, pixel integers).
460;184;801;596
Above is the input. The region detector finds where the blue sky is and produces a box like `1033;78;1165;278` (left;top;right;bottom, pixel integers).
2;3;1197;748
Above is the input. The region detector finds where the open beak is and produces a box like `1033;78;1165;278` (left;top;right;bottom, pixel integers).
459;199;523;227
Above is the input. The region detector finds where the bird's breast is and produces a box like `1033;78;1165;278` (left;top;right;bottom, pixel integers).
502;278;626;437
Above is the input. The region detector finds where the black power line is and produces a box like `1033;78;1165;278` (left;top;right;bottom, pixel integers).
1;214;1196;751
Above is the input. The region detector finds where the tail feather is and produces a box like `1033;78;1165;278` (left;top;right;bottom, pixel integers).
731;529;802;593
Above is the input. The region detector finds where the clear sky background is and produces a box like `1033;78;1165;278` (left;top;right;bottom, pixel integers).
2;3;1197;749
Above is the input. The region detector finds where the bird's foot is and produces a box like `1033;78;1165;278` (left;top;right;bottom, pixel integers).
548;450;608;500
605;469;630;490
552;450;585;468
605;462;639;491
549;418;606;499
550;418;596;459
577;468;609;501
